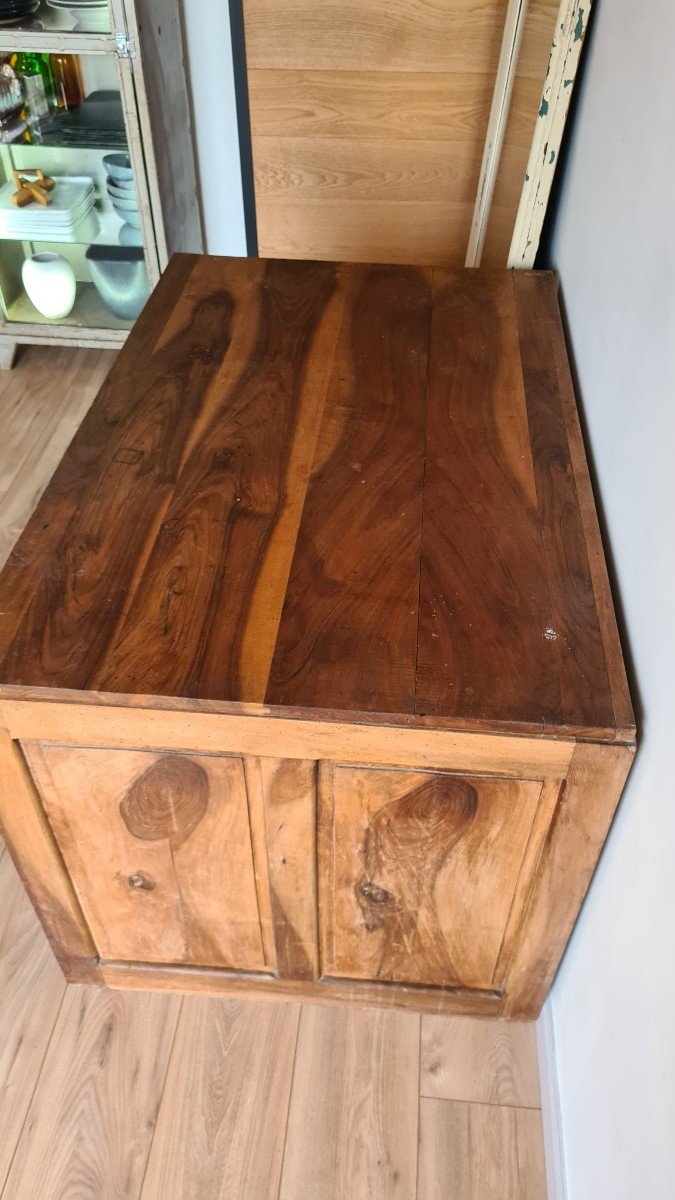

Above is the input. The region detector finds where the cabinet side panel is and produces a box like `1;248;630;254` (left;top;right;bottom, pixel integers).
124;0;204;257
501;741;634;1017
0;728;98;979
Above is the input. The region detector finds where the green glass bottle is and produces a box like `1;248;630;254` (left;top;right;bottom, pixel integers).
40;54;58;111
14;52;52;138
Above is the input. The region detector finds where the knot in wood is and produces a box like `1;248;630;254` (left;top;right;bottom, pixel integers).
359;880;392;906
128;872;155;891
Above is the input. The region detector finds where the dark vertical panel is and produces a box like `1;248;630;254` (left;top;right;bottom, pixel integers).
229;0;258;255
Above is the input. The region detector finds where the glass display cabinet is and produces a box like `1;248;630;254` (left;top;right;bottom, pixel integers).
0;0;202;365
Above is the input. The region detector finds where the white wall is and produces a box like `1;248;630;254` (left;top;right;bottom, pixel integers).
546;2;675;1198
179;0;247;255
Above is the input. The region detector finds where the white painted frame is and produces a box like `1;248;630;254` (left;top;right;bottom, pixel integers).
467;0;592;269
508;0;593;268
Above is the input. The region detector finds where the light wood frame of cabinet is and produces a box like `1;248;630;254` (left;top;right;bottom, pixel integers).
0;694;632;1021
0;0;202;362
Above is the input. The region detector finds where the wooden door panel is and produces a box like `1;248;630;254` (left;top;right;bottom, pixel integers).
23;744;266;970
321;765;543;990
243;0;560;267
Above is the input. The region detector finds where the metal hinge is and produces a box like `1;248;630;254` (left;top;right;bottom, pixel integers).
115;31;136;60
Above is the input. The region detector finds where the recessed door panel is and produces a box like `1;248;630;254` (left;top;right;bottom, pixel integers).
24;743;266;970
321;765;543;990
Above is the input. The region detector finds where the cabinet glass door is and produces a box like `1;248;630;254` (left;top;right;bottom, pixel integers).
0;44;151;332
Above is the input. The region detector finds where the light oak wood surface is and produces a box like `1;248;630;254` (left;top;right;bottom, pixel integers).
420;1011;541;1106
0;850;67;1194
141;997;300;1199
0;344;550;1197
279;1004;420;1200
243;0;559;265
2;983;182;1200
418;1098;547;1199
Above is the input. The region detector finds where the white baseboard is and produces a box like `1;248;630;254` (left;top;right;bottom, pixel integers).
536;998;567;1200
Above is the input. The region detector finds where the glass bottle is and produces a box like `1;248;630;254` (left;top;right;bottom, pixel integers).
13;52;51;140
14;51;49;118
49;53;84;111
40;54;58;111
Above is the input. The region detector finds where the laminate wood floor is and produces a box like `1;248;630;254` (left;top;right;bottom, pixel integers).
0;346;547;1199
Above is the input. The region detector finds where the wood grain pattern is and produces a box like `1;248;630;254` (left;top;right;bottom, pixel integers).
246;757;319;979
254;135;483;203
417;1095;470;1199
141;998;300;1199
244;0;546;77
267;263;430;713
100;959;504;1016
0;826;545;1200
502;740;634;1017
0;849;67;1193
418;1098;547;1199
0;265;634;1019
513;270;635;736
0;699;576;774
279;1004;420;1200
2;985;182;1200
322;765;542;989
513;270;614;728
420;1013;541;1106
0;346;115;570
256;197;477;265
247;69;507;142
0;726;98;975
244;0;560;266
0;262;630;742
465;0;529;268
418;269;559;725
0;253;204;680
95;258;343;700
24;744;265;970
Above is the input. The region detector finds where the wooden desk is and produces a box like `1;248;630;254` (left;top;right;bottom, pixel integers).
0;256;635;1019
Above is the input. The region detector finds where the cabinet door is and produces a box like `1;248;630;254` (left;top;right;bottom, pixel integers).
24;744;266;971
320;765;543;991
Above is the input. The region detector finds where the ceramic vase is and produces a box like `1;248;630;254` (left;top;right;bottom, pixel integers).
22;252;76;320
85;245;149;321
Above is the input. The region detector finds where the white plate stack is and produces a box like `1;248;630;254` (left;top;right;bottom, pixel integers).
0;175;100;243
46;0;109;31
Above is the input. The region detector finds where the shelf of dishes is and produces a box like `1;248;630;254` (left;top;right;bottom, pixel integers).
1;53;124;146
1;238;147;327
0;1;109;35
0;152;142;246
